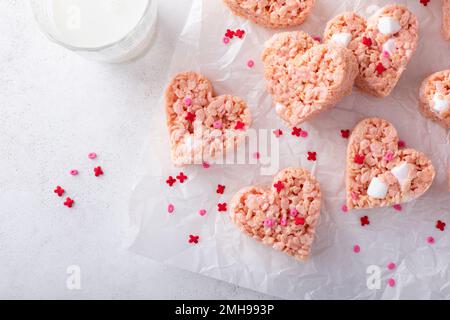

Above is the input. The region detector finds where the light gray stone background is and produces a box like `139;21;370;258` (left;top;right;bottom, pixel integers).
0;0;271;299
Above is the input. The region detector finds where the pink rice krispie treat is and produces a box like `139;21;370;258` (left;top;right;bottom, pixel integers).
165;72;252;166
346;118;435;210
223;0;315;29
262;31;358;128
324;5;419;98
448;168;450;193
443;0;450;40
230;167;321;261
419;70;450;129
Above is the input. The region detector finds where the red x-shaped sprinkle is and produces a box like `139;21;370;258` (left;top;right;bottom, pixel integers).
216;184;225;194
375;62;387;75
362;36;372;47
436;220;446;231
354;154;365;164
361;215;370;226
54;186;65;197
185;112;196;123
273;129;283;137
94;166;103;177
218;203;227;212
234;121;245;130
307;152;317;161
291;127;302;137
294;217;305;226
176;172;187;183
235;29;245;39
225;29;235;39
420;0;430;6
340;129;350;139
273;181;284;193
166;176;177;187
64;197;74;208
188;235;199;244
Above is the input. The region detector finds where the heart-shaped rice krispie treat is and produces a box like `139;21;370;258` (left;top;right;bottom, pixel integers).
165;72;252;166
230;167;321;261
419;70;450;129
262;31;358;128
444;0;450;40
324;4;419;98
346;118;435;211
223;0;315;29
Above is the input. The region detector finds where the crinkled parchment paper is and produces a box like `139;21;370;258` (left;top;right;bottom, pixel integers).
128;0;450;299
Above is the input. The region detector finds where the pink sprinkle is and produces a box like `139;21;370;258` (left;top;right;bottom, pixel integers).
387;262;396;270
280;217;287;226
88;152;97;159
213;120;222;129
398;140;406;148
351;192;359;201
393;204;402;211
427;236;435;244
341;204;348;213
289;208;298;217
223;37;230;44
384;151;394;161
199;209;207;216
202;162;210;169
247;60;255;68
313;36;322;42
167;204;174;214
382;51;390;58
70;169;78;176
300;130;308;138
264;219;274;228
253;152;260;159
388;278;396;287
353;245;360;253
184;97;192;106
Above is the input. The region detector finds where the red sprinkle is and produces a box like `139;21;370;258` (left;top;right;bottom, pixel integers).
70;169;78;176
340;129;350;138
300;130;308;138
313;36;322;43
360;215;370;227
376;62;387;75
273;181;284;193
64;197;74;208
253;152;260;159
234;121;245;130
354;154;365;165
393;204;402;211
341;204;348;213
176;172;188;183
198;209;207;216
218;203;227;212
398;140;406;148
436;220;446;231
291;127;302;137
202;162;210;169
166;176;177;187
94;166;103;177
235;29;245;39
420;0;430;6
353;245;361;253
247;60;255;68
362;36;372;47
307;152;317;161
54;186;65;197
225;29;235;39
294;217;305;225
216;184;225;194
273;129;283;137
185;112;196;123
188;235;199;244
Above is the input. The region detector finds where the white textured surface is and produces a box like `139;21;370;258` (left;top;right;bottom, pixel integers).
0;0;270;299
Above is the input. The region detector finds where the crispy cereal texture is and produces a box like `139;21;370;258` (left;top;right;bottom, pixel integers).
419;70;450;129
324;5;419;97
165;72;252;166
262;31;358;128
444;0;450;40
230;167;321;261
223;0;315;29
346;118;435;210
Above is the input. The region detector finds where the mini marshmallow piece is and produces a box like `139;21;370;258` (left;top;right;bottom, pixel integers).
275;103;286;112
378;17;401;35
432;93;449;113
330;32;352;47
382;38;396;56
391;162;410;188
367;177;388;199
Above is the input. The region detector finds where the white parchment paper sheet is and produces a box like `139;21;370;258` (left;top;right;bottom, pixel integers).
128;0;450;299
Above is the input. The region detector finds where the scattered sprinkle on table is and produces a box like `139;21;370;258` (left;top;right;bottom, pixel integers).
54;186;65;197
64;197;74;208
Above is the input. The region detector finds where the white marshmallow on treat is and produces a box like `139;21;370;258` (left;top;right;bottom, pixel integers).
367;177;388;199
378;17;401;35
330;33;352;47
432;93;449;113
391;162;411;188
275;103;286;113
382;38;396;56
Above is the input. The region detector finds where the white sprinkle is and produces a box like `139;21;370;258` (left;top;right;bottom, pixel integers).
367;177;388;199
330;33;352;47
378;17;401;35
432;93;449;113
391;162;410;188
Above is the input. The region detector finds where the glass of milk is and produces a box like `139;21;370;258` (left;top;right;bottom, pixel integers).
30;0;157;63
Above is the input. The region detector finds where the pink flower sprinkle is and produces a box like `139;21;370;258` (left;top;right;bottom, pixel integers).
290;208;298;217
398;140;406;148
199;209;207;216
387;262;396;270
341;204;348;213
223;37;230;44
202;162;210;169
280;217;287;226
353;245;360;253
300;130;308;138
393;204;402;211
213;120;222;129
184;97;192;106
382;50;390;58
167;204;174;214
88;152;97;159
388;278;396;287
70;169;78;176
427;236;435;244
247;60;255;68
384;151;394;161
264;219;274;228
